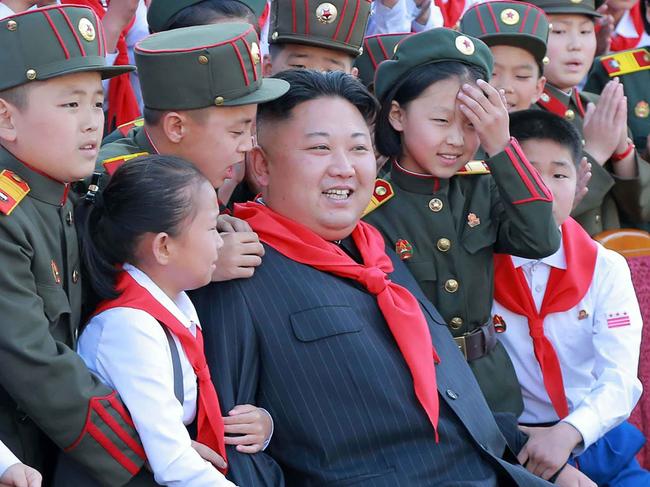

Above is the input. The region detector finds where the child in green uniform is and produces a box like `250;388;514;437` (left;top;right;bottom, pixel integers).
364;27;561;415
0;5;146;485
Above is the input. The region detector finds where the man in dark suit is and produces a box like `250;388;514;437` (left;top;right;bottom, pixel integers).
191;69;594;487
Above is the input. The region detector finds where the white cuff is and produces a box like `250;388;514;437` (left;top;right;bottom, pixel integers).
259;408;274;451
562;408;600;454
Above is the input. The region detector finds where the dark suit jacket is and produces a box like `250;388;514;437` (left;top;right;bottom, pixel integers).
191;245;554;487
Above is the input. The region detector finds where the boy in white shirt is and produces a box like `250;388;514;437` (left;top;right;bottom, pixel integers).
493;109;648;486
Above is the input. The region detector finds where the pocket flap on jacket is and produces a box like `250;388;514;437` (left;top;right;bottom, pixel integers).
291;306;363;342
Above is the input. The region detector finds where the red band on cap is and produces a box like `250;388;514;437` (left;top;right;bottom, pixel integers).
304;0;310;35
136;25;255;53
531;9;542;34
486;3;500;32
231;41;250;86
91;9;103;55
345;0;361;43
59;8;86;56
291;0;297;33
333;0;349;39
519;6;531;32
475;7;488;34
376;36;389;61
42;10;70;60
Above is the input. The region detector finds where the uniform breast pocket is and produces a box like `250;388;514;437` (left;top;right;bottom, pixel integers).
461;220;497;255
290;306;363;342
36;284;72;325
405;260;437;301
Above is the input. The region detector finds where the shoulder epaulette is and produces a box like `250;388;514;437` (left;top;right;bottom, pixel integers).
117;117;144;136
102;152;150;176
600;48;650;77
455;160;490;175
0;170;30;216
362;179;394;217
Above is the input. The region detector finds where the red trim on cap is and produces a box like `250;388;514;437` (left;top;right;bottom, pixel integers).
475;7;488;34
304;0;310;34
136;25;255;53
91;9;103;55
519;6;531;33
486;3;500;32
345;0;361;43
376;36;390;61
6;3;84;19
531;9;542;35
230;41;250;86
42;10;70;60
243;37;259;81
59;8;86;56
364;38;378;68
333;0;349;39
291;0;297;33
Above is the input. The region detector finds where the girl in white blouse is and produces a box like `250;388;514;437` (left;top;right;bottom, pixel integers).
78;156;272;486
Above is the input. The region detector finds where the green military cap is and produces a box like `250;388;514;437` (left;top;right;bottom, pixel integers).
269;0;371;56
525;0;601;18
460;1;549;66
147;0;268;33
0;5;133;91
135;22;289;110
355;33;411;88
374;28;493;102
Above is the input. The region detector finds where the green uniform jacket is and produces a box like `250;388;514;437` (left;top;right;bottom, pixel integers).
364;139;561;415
536;84;650;235
0;147;145;485
97;126;154;181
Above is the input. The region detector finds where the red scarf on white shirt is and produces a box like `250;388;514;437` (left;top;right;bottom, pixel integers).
493;218;598;418
94;271;227;472
608;1;644;52
234;201;442;441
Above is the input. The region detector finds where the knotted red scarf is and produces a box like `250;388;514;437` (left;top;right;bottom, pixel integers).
66;0;141;130
234;201;441;440
610;2;644;52
94;271;227;471
493;218;598;418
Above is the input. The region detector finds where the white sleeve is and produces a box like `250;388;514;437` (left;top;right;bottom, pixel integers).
0;441;20;478
407;0;443;31
367;0;410;35
562;249;643;452
93;309;236;487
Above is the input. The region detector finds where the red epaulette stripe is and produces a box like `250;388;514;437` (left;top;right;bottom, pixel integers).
60;8;85;56
42;10;70;59
634;49;650;67
87;423;141;475
345;0;362;43
512;138;553;200
365;38;379;68
537;91;567;117
304;0;310;34
93;401;146;460
486;3;500;32
505;143;541;201
333;0;348;39
476;7;488;34
519;6;531;33
230;41;249;86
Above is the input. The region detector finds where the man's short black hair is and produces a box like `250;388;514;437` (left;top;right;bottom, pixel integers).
509;109;582;166
167;0;258;34
257;69;379;128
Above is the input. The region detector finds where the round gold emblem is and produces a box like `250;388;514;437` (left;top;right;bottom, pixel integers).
437;238;451;252
635;100;649;118
251;42;261;65
564;109;575;121
78;18;96;42
6;20;17;31
316;3;338;24
444;279;459;293
455;35;475;56
429;198;443;212
500;8;520;25
375;186;387;196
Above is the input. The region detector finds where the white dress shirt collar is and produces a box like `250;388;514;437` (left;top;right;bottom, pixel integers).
512;230;567;271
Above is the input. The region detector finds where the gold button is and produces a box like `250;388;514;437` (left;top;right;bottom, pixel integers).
358;46;363;56
429;198;443;212
449;317;463;329
542;56;550;65
595;214;601;223
564;109;575;121
65;211;73;226
271;31;279;40
375;186;387;196
7;20;17;31
437;238;451;252
214;96;224;106
444;279;459;293
26;69;36;80
72;270;80;283
198;55;209;64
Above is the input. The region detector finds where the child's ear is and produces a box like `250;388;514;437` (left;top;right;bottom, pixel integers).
162;112;186;144
388;100;405;132
151;232;172;266
248;145;271;187
0;99;18;143
532;76;547;105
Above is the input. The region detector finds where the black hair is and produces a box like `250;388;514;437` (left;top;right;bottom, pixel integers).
374;61;486;158
81;155;209;300
257;69;379;129
509;109;582;166
642;0;650;35
0;84;30;110
166;0;258;34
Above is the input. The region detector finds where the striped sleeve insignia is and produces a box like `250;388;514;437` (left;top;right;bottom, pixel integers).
601;49;650;77
0;170;30;216
362;179;394;217
455;160;490;175
102;152;150;176
117;117;144;136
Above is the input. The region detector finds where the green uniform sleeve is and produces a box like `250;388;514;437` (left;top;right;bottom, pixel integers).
0;218;145;486
610;153;650;224
486;137;561;258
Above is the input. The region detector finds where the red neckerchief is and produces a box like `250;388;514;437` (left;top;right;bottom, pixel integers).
94;271;227;471
65;0;141;130
609;2;644;52
493;218;598;418
234;202;441;441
